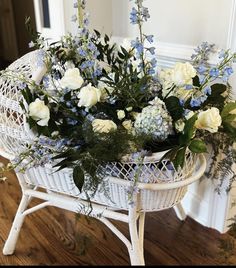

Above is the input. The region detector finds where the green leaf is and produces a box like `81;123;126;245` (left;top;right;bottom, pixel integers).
73;166;84;192
120;46;129;57
221;102;236;119
94;29;101;38
205;84;227;109
222;122;236;139
179;114;198;146
173;147;187;169
104;34;109;43
165;96;184;121
192;75;201;87
189;139;207;153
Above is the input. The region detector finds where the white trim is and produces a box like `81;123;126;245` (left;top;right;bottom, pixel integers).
227;0;236;50
33;0;66;42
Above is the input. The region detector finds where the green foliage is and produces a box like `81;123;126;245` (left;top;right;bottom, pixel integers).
189;139;207;153
179;114;198;146
205;84;227;110
73;165;85;192
165;96;184;121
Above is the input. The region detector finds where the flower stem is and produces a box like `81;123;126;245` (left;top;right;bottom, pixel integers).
78;0;84;28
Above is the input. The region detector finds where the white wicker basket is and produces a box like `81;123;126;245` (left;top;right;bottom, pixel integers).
21;150;197;212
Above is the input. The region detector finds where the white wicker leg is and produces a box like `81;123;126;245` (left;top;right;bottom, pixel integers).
138;212;145;257
173;202;187;221
128;209;145;265
3;194;31;255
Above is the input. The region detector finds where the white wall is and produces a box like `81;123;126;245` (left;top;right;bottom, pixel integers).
112;0;233;49
64;0;112;36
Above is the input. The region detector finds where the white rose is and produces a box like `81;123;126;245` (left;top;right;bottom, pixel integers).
117;110;125;120
185;110;195;120
29;98;50;126
77;83;101;108
172;62;196;86
158;68;174;95
122;120;133;132
60;68;84;89
195;107;222;133
175;119;185;132
92;119;117;133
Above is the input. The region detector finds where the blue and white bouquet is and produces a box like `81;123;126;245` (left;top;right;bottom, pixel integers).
1;0;236;193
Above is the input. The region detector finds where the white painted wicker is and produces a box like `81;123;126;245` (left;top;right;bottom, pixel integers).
0;51;206;265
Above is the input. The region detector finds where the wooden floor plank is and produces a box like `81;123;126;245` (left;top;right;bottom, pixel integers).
0;156;235;265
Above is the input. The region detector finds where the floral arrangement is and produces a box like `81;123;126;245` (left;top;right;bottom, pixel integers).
1;0;236;198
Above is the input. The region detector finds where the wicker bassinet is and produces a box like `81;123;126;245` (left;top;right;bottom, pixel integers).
0;50;206;265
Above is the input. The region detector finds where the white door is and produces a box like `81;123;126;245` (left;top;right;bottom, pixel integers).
0;0;18;61
33;0;66;42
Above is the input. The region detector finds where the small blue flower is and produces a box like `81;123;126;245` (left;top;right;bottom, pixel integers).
36;50;46;67
218;49;226;59
190;98;202;107
185;84;193;90
83;18;89;26
179;99;185;106
73;2;78;8
71;14;77;22
148;47;156;55
131;39;144;56
200;95;208;103
150;58;157;68
43;76;50;88
71;107;77;113
78;48;87;57
209;68;220;77
88;42;96;51
18;82;27;90
224;66;234;76
203;86;212;95
93;68;102;77
147;68;155;75
130;7;139;24
197;65;207;75
66;101;72;108
146;35;154;44
141;7;150;21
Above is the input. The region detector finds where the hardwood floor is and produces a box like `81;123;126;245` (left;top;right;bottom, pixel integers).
0;156;235;265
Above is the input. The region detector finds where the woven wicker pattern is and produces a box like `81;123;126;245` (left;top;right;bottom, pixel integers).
0;51;45;159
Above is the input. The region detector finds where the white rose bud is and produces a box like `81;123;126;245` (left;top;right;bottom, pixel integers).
195;107;222;133
60;68;84;89
175;119;185;132
185;110;195;120
172;62;196;86
92;119;117;134
77;83;101;108
29;98;50;126
122;120;133;132
126;107;133;112
117;110;125;120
